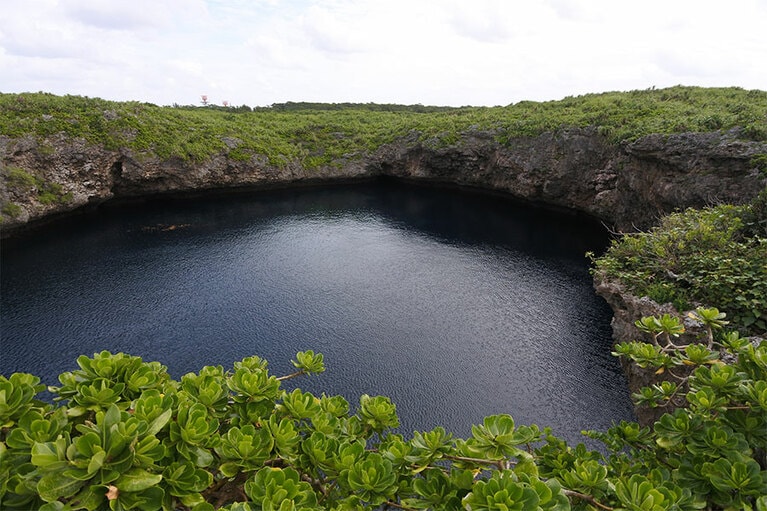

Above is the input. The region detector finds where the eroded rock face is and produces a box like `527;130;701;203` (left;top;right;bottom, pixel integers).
594;273;766;425
374;128;766;231
0;135;375;235
1;127;765;424
593;275;704;424
2;128;765;237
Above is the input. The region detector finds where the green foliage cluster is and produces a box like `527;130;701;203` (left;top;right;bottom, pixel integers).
1;316;766;510
0;164;73;221
1;86;765;167
751;155;767;178
591;192;767;335
3;164;73;204
253;102;461;113
1;201;22;218
5;165;38;189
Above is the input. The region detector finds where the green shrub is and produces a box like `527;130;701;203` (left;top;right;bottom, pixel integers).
592;199;767;335
643;282;690;312
1;201;22;218
0;332;765;510
4;166;37;189
1;87;766;169
36;181;71;205
741;187;767;237
2;166;72;206
751;154;767;177
744;123;767;141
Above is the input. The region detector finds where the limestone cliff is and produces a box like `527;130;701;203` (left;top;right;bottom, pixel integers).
593;275;703;424
2;127;765;425
2;127;765;237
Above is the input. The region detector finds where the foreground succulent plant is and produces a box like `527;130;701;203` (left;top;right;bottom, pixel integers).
0;327;765;510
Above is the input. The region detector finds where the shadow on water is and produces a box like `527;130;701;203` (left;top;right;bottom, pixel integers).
1;179;634;444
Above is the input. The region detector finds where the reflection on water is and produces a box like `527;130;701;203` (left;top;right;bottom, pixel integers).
0;180;634;442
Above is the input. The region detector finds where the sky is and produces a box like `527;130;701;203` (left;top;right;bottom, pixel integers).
1;0;765;108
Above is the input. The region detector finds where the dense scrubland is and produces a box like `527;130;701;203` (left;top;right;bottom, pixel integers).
593;192;767;336
1;86;766;166
1;86;766;510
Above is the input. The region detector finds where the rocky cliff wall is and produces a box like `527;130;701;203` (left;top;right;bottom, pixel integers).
2;127;765;237
593;275;702;424
2;128;765;425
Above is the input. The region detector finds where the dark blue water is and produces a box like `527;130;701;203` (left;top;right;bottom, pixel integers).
0;181;634;442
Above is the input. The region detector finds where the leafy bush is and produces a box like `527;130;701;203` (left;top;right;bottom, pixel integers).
1;86;766;168
592;197;767;335
1;323;765;510
2;86;767;509
1;201;22;218
2;165;73;206
751;154;767;177
4;166;37;189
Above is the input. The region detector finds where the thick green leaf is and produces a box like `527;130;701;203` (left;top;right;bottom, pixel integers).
115;468;163;492
145;408;172;437
39;502;65;511
69;484;108;511
87;449;107;475
31;439;66;468
37;472;86;502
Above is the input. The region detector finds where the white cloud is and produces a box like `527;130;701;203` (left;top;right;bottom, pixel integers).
300;4;374;55
0;0;764;106
63;0;210;31
63;1;167;31
2;24;85;59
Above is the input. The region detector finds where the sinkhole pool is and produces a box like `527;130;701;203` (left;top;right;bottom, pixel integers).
0;180;635;443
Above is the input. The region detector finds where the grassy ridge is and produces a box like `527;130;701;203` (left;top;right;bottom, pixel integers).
1;86;766;166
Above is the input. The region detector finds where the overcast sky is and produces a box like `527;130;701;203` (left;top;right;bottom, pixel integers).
1;0;765;107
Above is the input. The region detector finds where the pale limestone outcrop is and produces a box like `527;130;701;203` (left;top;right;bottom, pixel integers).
2;127;765;237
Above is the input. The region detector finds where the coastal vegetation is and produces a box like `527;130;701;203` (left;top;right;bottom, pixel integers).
1;86;766;509
1;86;766;167
1;193;766;509
591;190;767;336
1;321;765;511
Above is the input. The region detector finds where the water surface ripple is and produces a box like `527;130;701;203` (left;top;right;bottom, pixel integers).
1;181;634;442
